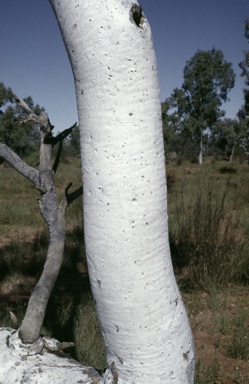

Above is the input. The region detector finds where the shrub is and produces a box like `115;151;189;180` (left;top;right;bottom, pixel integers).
219;166;237;174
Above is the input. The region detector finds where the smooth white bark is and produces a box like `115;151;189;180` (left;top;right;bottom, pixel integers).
50;0;195;382
199;132;203;165
229;144;234;162
0;328;101;383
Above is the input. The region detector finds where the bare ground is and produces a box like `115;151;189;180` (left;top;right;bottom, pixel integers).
0;228;249;383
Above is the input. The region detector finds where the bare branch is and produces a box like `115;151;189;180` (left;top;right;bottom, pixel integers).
52;140;63;174
8;88;50;133
52;123;77;146
20;113;41;126
52;123;78;173
8;89;33;114
65;182;83;206
0;143;39;186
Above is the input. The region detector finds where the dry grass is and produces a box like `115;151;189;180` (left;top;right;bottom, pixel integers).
1;157;249;382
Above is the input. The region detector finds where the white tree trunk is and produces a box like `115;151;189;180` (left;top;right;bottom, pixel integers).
229;144;235;162
0;328;101;383
50;1;195;382
0;1;194;383
199;132;203;165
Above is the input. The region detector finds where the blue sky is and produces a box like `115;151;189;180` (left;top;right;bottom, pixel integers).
1;1;249;132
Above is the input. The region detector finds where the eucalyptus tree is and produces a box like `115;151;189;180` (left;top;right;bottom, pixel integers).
0;1;195;383
238;19;249;122
0;83;42;157
0;82;12;108
213;118;242;161
49;1;195;382
237;20;249;160
168;48;235;164
162;98;184;155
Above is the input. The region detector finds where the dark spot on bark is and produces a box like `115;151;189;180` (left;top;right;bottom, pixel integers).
183;351;190;361
117;356;123;364
130;4;143;27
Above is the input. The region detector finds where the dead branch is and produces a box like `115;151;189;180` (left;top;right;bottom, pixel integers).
1;90;83;344
65;183;83;206
52;124;78;173
0;143;39;186
52;123;77;146
8;89;33;115
8;88;50;133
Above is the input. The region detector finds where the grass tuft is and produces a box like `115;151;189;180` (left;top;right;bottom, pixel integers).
169;172;248;290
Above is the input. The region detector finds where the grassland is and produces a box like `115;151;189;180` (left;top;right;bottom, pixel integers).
0;156;249;383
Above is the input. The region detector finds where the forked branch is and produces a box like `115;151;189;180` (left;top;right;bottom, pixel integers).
0;90;83;344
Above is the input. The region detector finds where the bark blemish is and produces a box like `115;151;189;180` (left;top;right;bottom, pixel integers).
183;350;190;361
130;4;144;28
117;355;123;364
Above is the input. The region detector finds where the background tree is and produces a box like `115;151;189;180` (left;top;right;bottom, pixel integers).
68;124;80;152
213;118;243;161
162;98;196;159
61;124;80;159
162;99;182;154
0;82;12;109
0;83;43;158
238;19;249;122
166;48;235;164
